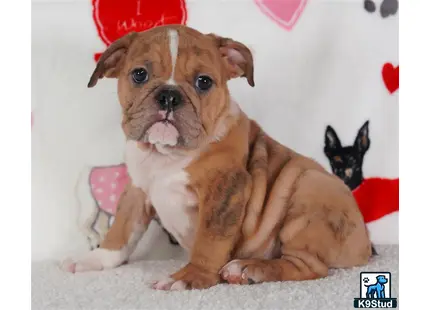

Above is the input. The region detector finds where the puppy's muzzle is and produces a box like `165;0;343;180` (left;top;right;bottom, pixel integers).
155;87;183;111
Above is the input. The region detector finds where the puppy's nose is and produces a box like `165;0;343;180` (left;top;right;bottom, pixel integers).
155;88;183;110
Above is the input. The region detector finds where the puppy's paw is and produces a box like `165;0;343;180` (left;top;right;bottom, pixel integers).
151;277;187;291
60;248;126;273
60;258;80;273
220;259;262;285
152;264;220;290
220;259;245;284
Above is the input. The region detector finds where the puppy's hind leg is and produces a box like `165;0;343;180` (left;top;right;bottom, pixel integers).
62;184;152;273
220;250;328;285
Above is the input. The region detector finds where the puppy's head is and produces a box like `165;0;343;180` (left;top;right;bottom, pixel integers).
88;25;254;152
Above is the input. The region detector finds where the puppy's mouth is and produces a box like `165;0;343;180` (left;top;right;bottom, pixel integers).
144;119;180;147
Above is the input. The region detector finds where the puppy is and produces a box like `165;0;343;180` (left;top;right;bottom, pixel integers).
62;25;372;290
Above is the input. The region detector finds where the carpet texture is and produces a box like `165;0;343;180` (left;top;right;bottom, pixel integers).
32;245;398;310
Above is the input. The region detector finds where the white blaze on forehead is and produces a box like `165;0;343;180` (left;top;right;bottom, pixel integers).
167;29;179;85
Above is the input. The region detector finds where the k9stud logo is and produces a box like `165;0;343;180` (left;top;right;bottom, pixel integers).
354;272;398;308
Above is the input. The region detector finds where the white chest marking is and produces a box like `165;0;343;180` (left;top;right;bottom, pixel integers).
125;141;197;249
166;29;179;85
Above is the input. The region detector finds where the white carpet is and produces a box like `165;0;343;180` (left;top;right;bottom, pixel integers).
32;245;398;310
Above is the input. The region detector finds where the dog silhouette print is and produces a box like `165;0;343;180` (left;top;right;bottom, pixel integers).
324;121;370;191
324;121;399;223
365;275;388;298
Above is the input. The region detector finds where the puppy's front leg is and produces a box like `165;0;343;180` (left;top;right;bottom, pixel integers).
153;168;251;290
62;184;153;273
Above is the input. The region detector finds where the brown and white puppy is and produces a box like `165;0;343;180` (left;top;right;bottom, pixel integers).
62;25;372;290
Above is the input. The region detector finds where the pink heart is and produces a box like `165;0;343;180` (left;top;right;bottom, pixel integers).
255;0;308;31
90;164;130;215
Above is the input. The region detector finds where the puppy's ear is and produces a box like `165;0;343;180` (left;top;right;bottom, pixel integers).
208;34;255;87
87;32;137;88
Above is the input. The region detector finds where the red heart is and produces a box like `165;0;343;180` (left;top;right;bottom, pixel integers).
92;0;187;61
353;177;399;223
382;63;399;94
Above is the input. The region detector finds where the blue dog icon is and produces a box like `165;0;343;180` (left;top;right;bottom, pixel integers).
365;275;388;298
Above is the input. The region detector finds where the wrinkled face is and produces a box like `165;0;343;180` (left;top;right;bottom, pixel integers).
88;25;254;152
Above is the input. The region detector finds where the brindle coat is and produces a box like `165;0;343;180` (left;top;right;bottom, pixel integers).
63;25;372;290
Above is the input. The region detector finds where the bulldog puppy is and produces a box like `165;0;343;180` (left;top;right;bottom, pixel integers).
62;25;372;290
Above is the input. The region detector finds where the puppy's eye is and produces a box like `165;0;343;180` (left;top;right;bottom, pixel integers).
195;75;213;91
131;68;149;84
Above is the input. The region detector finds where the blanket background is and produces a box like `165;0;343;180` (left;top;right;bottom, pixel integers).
32;0;398;261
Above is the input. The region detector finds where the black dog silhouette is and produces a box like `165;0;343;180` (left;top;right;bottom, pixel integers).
324;121;370;191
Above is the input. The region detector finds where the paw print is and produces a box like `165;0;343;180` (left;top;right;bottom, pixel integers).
363;277;370;283
364;0;376;13
364;0;398;18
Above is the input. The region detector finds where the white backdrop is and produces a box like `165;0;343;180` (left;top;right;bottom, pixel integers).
32;0;398;261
